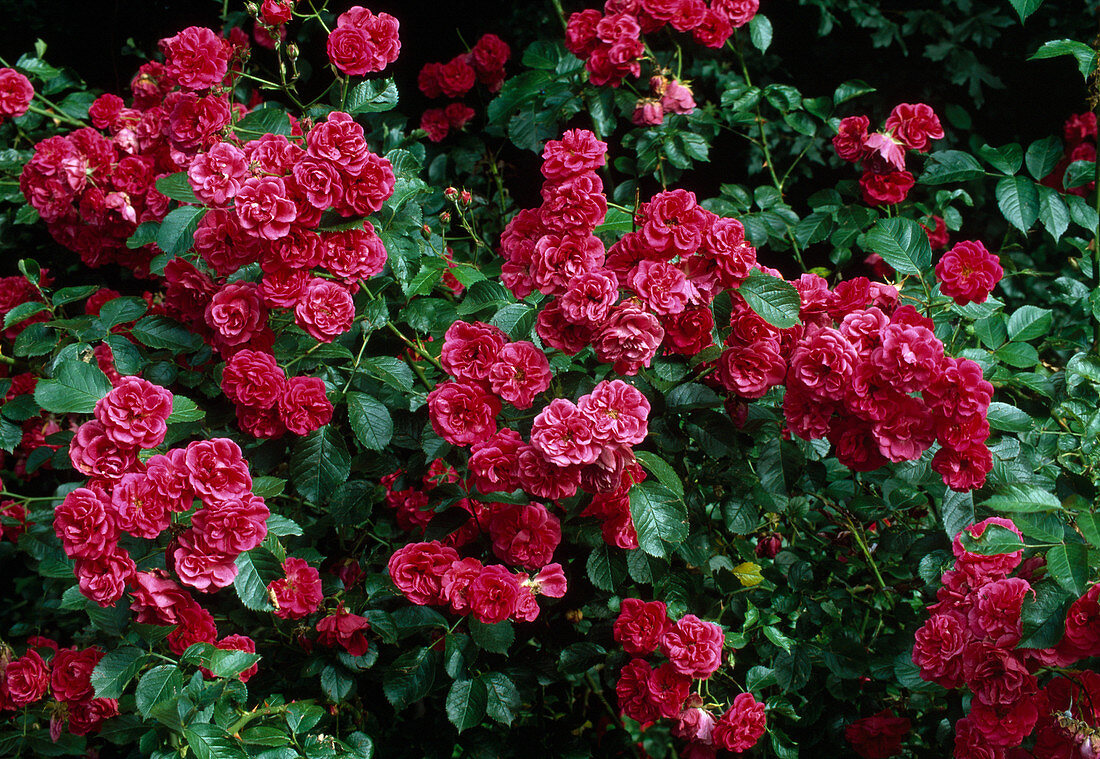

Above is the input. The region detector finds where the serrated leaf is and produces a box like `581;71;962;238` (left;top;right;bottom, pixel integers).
91;646;146;699
996;175;1040;234
135;665;184;718
291;426;351;504
167;394;204;424
35;358;111;414
131;315;203;352
1037;185;1070;241
468;619;514;654
629;481;689;558
749;14;772;52
864;217;932;275
234;105;292;136
978;143;1023;175
234;549;281;611
346;392;393;451
183;724;247;759
1019;581;1072;649
252;476;286;499
982;486;1061;513
918;150;985;184
1078;513;1100;547
321;664;354;702
1029;39;1097;79
155;172;199;204
943;491;975;539
383;647;438;711
738;270;801;329
1026;135;1063;179
1006;305;1054;342
1008;0;1044;22
446;679;487;732
3;301;48;329
481;673;521;726
986;401;1032;432
1046;543;1089;597
732;562;764;587
346;79;398;114
633;451;684;498
960;523;1025;555
156;205;205;257
586;544;627;592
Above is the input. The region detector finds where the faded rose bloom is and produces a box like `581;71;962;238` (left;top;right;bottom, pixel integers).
316;606;371;656
578;379;650;446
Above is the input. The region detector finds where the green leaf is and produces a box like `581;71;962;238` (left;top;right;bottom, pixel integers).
98;296;148;329
51;285;99;306
131;315;203;352
235;105;293;136
959;524;1025;555
1025;135;1063;180
749;14;772;52
346;392;393;451
918;150;985;184
633;451;684;498
456;280;513;316
982;486;1061;513
267;514;302;536
994;342;1039;369
468;619;514;654
986;401;1032;432
285;703;325;734
978;143;1023;175
91;646;147;699
35;358;111;414
522;40;561;70
3;301;48;329
321;664;354;702
833;80;875;105
738;270;801;329
1079;513;1100;547
864;217;932;275
1029;39;1097;79
135;665;184;719
346;79;398;114
252;476;286;499
234;548;280;611
941;490;975;540
1019;582;1072;649
446;679;488;733
167;394;204;424
1037;185;1070;241
586;544;626;592
291;426;351;504
183;724;247;759
629;481;689;558
1016;513;1066;543
1006;305;1054;342
1046;543;1089;597
155;172;199;204
480;673;521;726
996;176;1040;234
383;647;438;711
1008;0;1044;22
156;205;205;257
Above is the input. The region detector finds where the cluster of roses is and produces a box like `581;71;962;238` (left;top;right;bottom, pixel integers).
723;271;996;491
0;67;33;124
18;25;249;273
613;599;767;757
0;639;118;737
54;376;273;602
832;102;944;206
912;517;1100;759
388;540;567;625
632;74;697;126
171;104;394;356
1041;111;1097;197
426;316;655;548
418;33;510;143
220;348;332;439
500;128;759;375
565;0;759;87
325;5;401;77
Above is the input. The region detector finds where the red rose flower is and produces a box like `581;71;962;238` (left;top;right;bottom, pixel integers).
613;598;670;655
268;557;324;620
711;692;766;752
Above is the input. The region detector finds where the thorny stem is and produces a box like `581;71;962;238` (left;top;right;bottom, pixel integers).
548;0;569;32
228;704;290;737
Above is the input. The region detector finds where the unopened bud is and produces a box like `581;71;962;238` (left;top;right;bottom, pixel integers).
443;186;459;200
439;211;451;224
459;190;472;206
286;43;299;60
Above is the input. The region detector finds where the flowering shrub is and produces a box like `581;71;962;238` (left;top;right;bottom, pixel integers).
0;0;1098;757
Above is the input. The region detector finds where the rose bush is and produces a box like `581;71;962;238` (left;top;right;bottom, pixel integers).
0;0;1097;757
